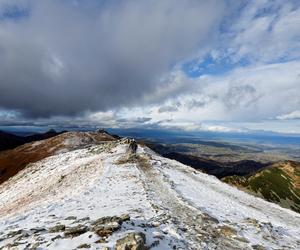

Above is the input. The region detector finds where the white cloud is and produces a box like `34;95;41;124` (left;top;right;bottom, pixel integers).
277;111;300;120
140;61;300;123
227;0;300;63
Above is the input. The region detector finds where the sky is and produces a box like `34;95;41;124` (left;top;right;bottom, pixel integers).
0;0;300;134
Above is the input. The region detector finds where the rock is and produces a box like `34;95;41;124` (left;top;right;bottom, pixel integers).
65;216;77;220
15;232;30;241
153;234;164;240
28;242;40;250
92;214;130;227
151;222;160;227
76;217;90;223
7;229;24;238
150;240;160;248
92;222;120;237
95;238;107;244
77;243;91;248
119;214;130;222
115;232;146;250
35;235;46;242
30;227;46;234
217;225;237;237
5;241;27;247
64;225;88;237
252;245;266;250
235;236;249;243
95;228;114;238
51;235;63;241
48;224;66;233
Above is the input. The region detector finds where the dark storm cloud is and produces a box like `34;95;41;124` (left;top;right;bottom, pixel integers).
0;0;225;118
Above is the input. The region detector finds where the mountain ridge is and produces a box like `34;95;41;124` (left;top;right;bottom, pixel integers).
0;131;116;185
0;132;299;249
0;129;63;152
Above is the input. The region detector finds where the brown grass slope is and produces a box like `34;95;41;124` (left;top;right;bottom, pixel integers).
0;132;116;185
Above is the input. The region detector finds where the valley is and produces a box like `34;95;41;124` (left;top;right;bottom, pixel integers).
144;137;300;213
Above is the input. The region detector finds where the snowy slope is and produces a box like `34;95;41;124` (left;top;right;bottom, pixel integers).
0;137;299;250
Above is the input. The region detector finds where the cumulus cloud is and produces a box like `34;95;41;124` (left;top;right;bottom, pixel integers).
133;61;300;123
0;0;225;117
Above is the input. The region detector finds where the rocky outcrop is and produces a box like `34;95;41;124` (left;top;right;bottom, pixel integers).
91;214;130;237
64;225;88;237
115;232;146;250
48;224;65;233
0;214;138;249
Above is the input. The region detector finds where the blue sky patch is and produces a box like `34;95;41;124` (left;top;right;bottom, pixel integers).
182;55;250;78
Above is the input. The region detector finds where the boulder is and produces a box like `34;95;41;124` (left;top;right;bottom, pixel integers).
30;227;46;234
92;222;120;237
77;243;91;248
115;232;146;250
91;214;130;226
64;225;88;237
65;216;77;220
48;224;65;233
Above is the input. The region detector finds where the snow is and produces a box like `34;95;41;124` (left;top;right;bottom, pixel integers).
0;141;299;249
148;150;300;249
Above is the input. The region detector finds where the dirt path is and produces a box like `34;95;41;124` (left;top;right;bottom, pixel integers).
136;154;249;250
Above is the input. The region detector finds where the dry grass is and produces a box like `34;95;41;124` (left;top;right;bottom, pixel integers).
116;154;150;169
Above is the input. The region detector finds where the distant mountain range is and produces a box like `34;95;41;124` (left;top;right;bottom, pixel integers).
0;129;62;151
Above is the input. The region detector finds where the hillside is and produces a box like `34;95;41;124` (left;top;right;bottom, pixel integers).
0;130;62;152
0;131;116;185
0;133;299;249
223;161;300;213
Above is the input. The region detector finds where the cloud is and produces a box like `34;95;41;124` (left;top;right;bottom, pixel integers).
223;85;260;110
225;0;300;63
0;0;299;135
276;111;300;120
134;60;300;123
0;0;225;117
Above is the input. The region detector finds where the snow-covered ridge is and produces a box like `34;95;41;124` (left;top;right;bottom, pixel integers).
0;136;299;249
